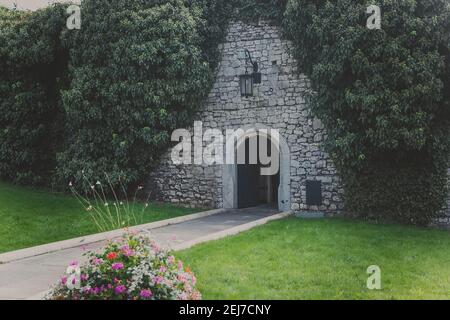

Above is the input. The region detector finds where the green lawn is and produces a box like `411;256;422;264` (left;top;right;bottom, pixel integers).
0;182;199;254
177;217;450;300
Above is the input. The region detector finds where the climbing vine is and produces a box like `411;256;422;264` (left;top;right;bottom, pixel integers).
0;5;68;186
284;0;450;224
0;1;449;225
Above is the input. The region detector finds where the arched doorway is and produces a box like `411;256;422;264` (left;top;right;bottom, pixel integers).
222;125;291;212
236;135;280;208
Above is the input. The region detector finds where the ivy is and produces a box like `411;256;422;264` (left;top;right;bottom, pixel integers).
284;0;450;224
56;0;216;188
0;1;449;226
0;5;68;185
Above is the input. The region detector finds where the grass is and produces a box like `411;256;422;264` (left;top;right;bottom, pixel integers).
0;182;200;254
177;217;450;300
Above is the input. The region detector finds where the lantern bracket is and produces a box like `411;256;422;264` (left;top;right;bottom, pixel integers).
240;49;262;97
244;49;258;73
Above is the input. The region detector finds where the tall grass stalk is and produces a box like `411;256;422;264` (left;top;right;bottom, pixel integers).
69;173;151;233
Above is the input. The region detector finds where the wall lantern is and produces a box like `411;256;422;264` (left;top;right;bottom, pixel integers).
240;49;261;97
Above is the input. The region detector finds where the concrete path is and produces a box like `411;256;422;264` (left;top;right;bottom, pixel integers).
0;206;286;300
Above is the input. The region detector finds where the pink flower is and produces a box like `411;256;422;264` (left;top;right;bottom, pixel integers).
167;255;175;265
69;260;78;266
178;292;188;300
114;285;127;295
92;258;103;265
190;290;202;300
153;275;164;285
112;262;124;270
178;260;183;270
60;276;67;285
92;287;101;294
140;289;152;299
159;266;167;273
163;279;174;288
80;274;88;281
121;245;134;257
177;273;188;283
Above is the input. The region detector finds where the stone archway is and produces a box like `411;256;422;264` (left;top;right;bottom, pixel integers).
222;124;291;212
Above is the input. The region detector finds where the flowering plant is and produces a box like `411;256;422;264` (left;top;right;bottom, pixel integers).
47;233;201;300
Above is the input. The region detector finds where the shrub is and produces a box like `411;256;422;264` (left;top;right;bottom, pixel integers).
284;0;450;224
234;0;287;22
0;1;285;190
188;0;236;69
0;5;68;185
56;0;214;190
47;233;201;300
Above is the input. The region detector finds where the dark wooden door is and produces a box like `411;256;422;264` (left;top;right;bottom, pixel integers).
237;163;260;208
237;137;260;208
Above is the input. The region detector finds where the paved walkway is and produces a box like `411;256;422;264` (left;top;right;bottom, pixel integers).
0;206;282;300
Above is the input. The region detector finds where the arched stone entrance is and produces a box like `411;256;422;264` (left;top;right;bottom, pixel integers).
236;135;280;208
151;21;344;215
222;124;291;212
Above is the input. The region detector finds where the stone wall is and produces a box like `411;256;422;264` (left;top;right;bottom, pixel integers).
149;20;344;214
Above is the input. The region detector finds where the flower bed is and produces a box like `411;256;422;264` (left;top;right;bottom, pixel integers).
48;233;201;300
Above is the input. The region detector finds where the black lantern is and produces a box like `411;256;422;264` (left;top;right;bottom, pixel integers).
240;49;261;97
240;73;253;97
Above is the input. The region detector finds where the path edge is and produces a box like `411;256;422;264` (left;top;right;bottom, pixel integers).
172;211;292;251
0;208;225;264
